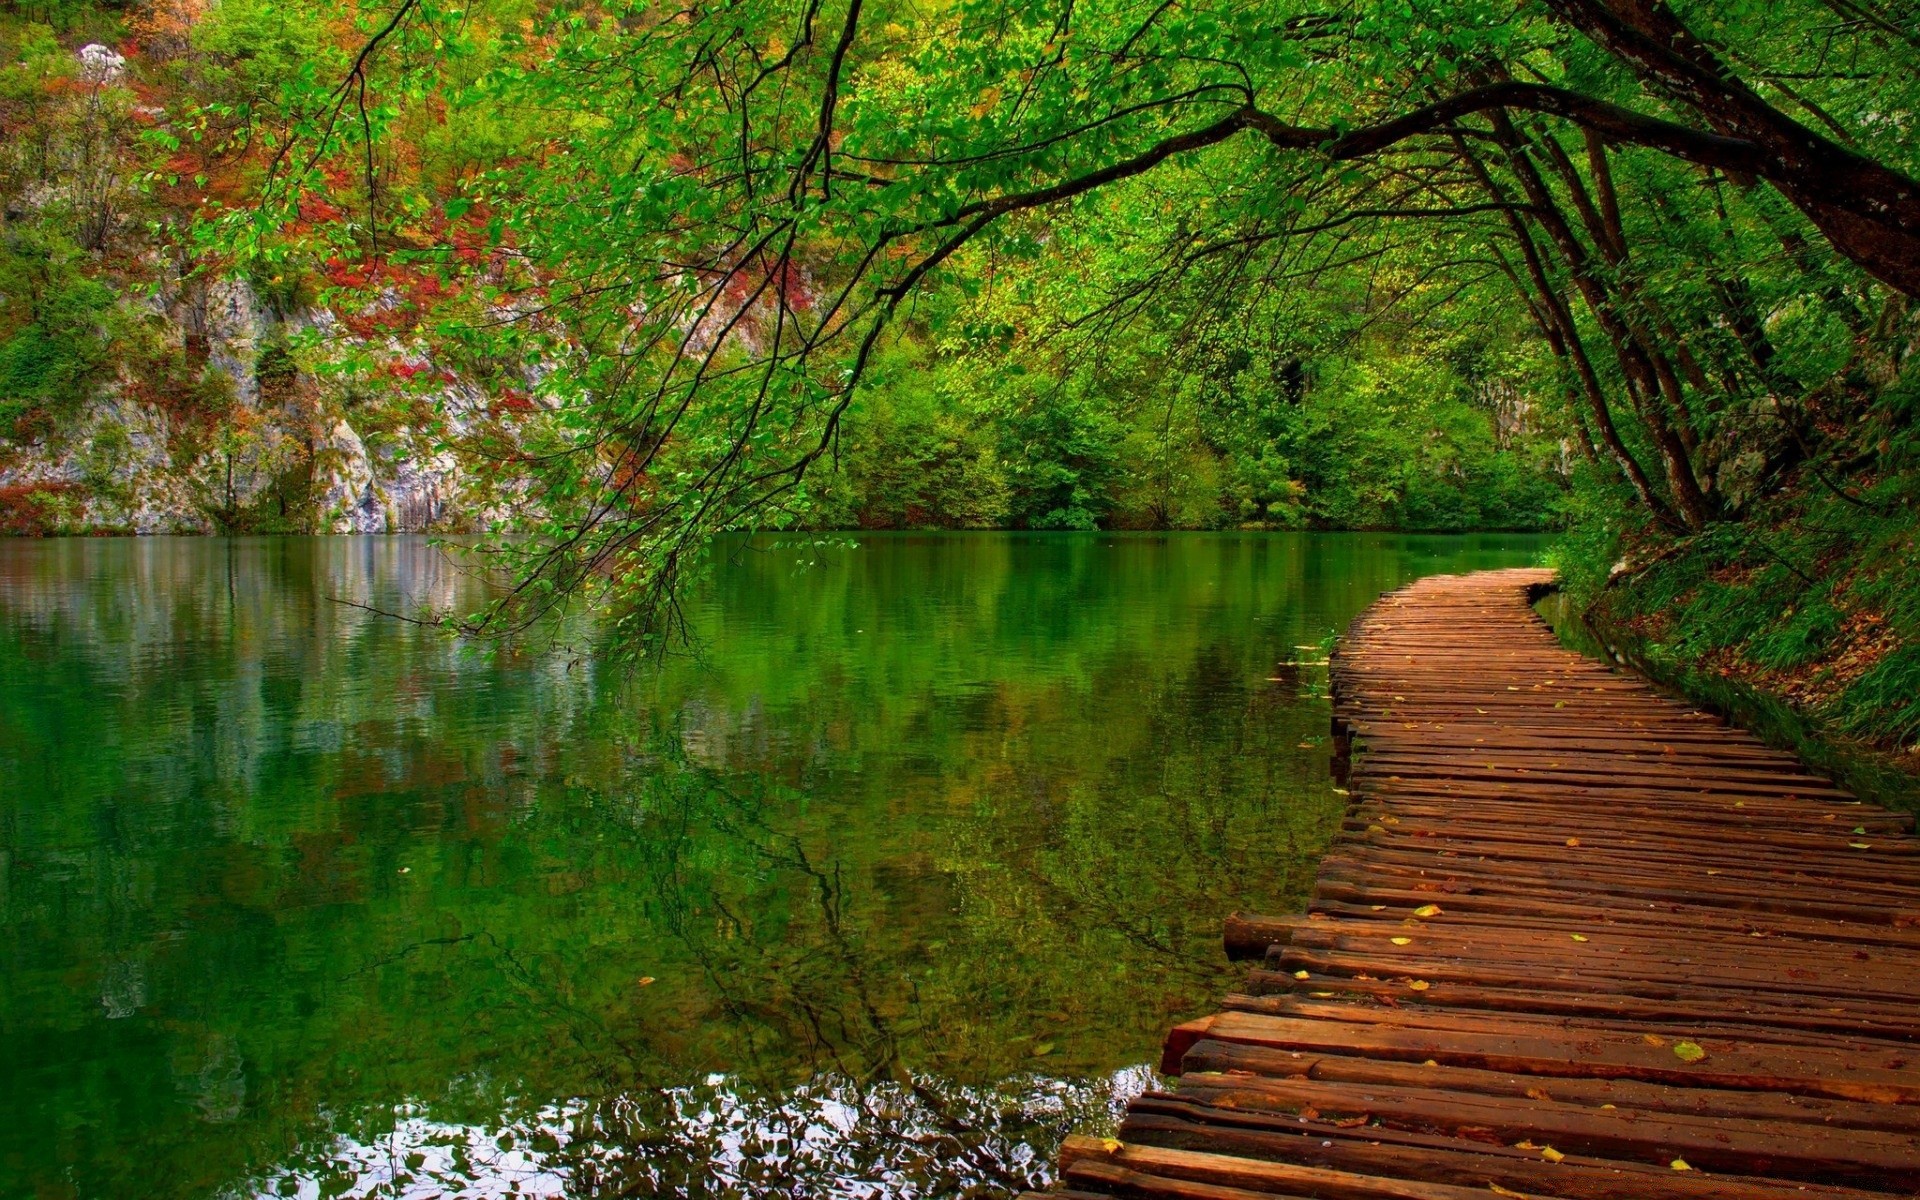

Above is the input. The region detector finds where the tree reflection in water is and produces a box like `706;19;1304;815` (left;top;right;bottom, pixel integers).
0;533;1548;1198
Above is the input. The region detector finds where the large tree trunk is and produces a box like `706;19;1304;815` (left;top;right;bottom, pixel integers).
1546;0;1920;297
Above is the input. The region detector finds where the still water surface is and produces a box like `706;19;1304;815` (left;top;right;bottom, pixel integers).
0;532;1548;1198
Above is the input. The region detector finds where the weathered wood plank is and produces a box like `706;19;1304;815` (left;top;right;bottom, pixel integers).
1032;569;1920;1198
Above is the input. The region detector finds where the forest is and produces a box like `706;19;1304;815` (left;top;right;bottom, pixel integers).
3;0;1915;758
4;1;1920;1195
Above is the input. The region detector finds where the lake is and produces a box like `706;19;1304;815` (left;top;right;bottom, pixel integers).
0;532;1548;1198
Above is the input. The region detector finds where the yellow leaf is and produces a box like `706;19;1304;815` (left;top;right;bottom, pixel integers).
1565;837;1581;847
1673;1041;1707;1063
1408;979;1431;991
1541;1147;1565;1163
1850;842;1874;849
1642;1034;1666;1047
1293;969;1311;980
1570;934;1588;942
1422;1058;1438;1066
1671;1158;1693;1171
1488;1185;1529;1198
638;976;656;986
1413;904;1444;918
1391;936;1413;945
1033;1042;1054;1057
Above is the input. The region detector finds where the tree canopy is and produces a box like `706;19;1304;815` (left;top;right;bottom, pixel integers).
213;0;1919;644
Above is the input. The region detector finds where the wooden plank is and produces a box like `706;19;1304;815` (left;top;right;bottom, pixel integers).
1032;569;1920;1198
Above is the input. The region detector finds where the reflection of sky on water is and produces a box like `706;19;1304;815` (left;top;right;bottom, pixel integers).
245;1068;1154;1198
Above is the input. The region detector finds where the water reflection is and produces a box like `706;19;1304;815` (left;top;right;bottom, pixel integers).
0;532;1547;1197
252;1069;1154;1199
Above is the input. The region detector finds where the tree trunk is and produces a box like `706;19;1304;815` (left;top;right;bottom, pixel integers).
1489;113;1714;527
1546;0;1920;298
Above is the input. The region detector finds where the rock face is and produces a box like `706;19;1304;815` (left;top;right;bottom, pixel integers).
0;275;537;536
315;420;383;533
77;44;126;85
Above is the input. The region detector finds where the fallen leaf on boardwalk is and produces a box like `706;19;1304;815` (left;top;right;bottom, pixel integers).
1293;969;1311;980
1331;1115;1370;1128
1642;1034;1667;1047
1673;1041;1707;1063
1540;1147;1565;1163
1851;842;1874;849
1570;934;1588;942
1524;1087;1551;1101
1671;1158;1693;1171
1391;937;1413;945
1488;1185;1529;1198
1414;904;1444;917
1422;1059;1438;1066
1565;838;1580;847
1408;980;1431;991
1370;904;1387;911
1100;1138;1123;1153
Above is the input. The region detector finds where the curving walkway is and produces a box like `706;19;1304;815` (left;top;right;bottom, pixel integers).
1032;567;1920;1199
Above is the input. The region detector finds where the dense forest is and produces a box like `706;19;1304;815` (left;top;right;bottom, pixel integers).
1;0;1916;753
0;0;1565;539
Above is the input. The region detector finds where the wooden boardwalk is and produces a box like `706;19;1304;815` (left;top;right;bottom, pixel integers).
1033;567;1920;1199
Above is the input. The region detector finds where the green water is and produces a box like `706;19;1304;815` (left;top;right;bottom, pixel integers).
0;532;1548;1199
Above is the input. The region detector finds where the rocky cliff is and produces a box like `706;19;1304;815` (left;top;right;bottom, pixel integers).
0;40;534;537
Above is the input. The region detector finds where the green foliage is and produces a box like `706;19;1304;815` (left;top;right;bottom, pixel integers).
0;228;118;440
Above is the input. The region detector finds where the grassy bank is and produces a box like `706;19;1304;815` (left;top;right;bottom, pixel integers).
1551;428;1920;812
